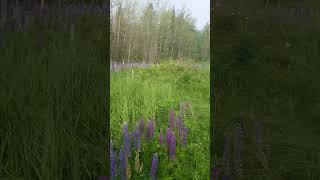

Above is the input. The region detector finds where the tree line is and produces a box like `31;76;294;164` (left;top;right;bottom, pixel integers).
110;0;210;63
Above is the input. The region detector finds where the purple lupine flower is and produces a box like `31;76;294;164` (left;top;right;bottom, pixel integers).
181;127;188;146
169;109;175;130
145;120;155;141
176;116;183;138
233;125;243;177
133;126;141;149
169;133;176;160
159;129;163;146
222;133;231;175
119;146;127;180
211;167;219;180
123;123;132;157
150;153;159;180
110;141;116;180
166;128;171;147
139;117;145;135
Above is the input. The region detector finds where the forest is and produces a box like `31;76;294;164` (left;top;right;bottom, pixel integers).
110;0;209;63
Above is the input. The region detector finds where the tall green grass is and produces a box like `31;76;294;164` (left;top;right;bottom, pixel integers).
213;9;320;179
0;16;108;179
110;61;210;179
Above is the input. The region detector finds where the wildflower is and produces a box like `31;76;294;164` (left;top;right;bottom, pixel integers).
150;153;159;180
145;120;155;141
169;109;175;130
181;127;188;146
159;129;163;146
119;146;127;180
169;133;176;160
133;126;141;150
166;128;171;147
110;141;116;180
123;122;132;157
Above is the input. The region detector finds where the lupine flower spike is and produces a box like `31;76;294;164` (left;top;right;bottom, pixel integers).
133;126;141;150
146;120;155;141
181;127;188;146
119;146;127;180
110;141;116;180
123;122;132;157
150;153;159;180
166;128;171;148
169;132;176;160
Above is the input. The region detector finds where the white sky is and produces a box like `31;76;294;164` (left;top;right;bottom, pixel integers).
170;0;210;30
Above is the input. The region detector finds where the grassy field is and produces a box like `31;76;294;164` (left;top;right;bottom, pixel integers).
110;60;210;179
0;16;108;179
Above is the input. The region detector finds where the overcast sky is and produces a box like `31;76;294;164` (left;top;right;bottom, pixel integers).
170;0;210;30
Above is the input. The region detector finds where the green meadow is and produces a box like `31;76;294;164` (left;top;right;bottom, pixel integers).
110;60;210;179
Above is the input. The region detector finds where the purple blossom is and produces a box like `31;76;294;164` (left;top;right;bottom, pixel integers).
166;128;171;147
159;129;163;146
133;127;141;149
110;141;116;180
123;123;132;157
145;120;155;141
181;127;188;146
119;146;127;180
169;109;175;130
169;133;176;160
150;153;159;180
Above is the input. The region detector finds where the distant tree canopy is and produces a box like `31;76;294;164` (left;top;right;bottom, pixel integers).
110;0;210;63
